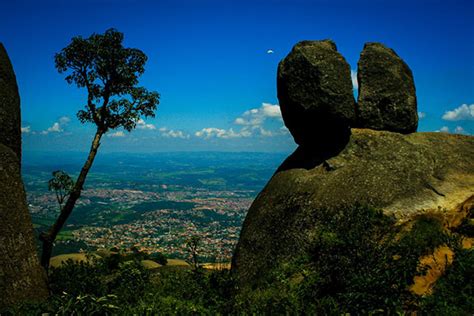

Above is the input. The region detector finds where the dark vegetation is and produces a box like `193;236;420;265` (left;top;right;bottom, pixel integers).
5;205;472;315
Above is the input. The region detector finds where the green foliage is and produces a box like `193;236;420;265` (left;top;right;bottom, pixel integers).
421;248;474;314
233;205;456;314
48;257;108;297
48;170;74;209
149;252;168;265
48;254;150;304
52;293;120;315
108;261;151;303
186;235;202;270
55;28;159;132
9;205;473;315
398;214;448;256
453;209;474;237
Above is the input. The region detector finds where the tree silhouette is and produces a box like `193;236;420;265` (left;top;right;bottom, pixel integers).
48;170;74;210
186;235;202;271
39;28;159;270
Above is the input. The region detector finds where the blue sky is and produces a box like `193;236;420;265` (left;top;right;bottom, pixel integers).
1;0;473;153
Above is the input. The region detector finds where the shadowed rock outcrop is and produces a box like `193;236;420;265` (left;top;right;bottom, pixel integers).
0;43;21;161
356;42;418;133
277;40;355;149
0;43;48;309
233;40;471;308
232;129;474;287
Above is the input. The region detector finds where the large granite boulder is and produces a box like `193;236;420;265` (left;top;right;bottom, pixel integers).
0;43;48;309
0;145;49;308
232;129;474;287
277;40;356;150
0;43;21;161
356;42;418;133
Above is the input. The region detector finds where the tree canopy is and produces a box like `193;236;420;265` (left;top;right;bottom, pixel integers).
40;29;160;270
54;28;159;132
48;170;74;209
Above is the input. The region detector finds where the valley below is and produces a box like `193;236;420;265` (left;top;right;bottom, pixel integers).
23;151;287;262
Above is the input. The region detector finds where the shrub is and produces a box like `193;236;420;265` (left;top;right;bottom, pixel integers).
149;252;168;265
8;205;470;315
108;260;151;303
48;256;108;297
235;205;453;314
421;248;474;314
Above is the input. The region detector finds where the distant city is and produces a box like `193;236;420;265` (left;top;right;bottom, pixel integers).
23;151;286;262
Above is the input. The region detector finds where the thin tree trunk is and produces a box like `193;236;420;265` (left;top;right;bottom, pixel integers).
40;128;104;270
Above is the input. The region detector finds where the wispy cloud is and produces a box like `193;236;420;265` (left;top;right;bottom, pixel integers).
234;103;282;126
454;126;469;135
21;126;31;134
435;125;470;135
136;118;156;130
59;116;71;124
107;131;125;138
351;70;358;90
196;103;287;140
159;127;190;139
436;126;450;133
442;103;474;121
195;128;241;139
41;116;70;135
418;112;426;119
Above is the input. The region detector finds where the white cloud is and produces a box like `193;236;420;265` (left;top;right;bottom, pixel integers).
48;122;62;133
454;126;469;135
261;103;281;117
159;127;189;139
267;49;274;54
234;117;246;125
41;116;71;135
107;131;125;138
195;128;242;139
258;127;273;137
234;103;282;126
418;112;426;119
436;126;450;133
59;116;71;124
351;70;358;90
137;118;156;130
435;125;470;135
21;126;31;134
196;103;289;140
442;103;474;121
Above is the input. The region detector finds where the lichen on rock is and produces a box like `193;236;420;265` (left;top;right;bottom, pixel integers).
0;43;48;309
356;42;418;133
277;40;356;150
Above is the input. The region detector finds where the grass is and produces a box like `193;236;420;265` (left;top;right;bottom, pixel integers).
50;252;232;271
141;260;162;269
166;259;190;267
49;253;99;268
56;230;75;241
201;262;231;270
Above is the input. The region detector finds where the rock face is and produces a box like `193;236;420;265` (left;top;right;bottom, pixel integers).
0;43;21;161
0;43;48;309
277;40;356;149
356;43;418;133
232;129;474;286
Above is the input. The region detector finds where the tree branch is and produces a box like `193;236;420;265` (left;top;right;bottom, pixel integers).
80;69;101;126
